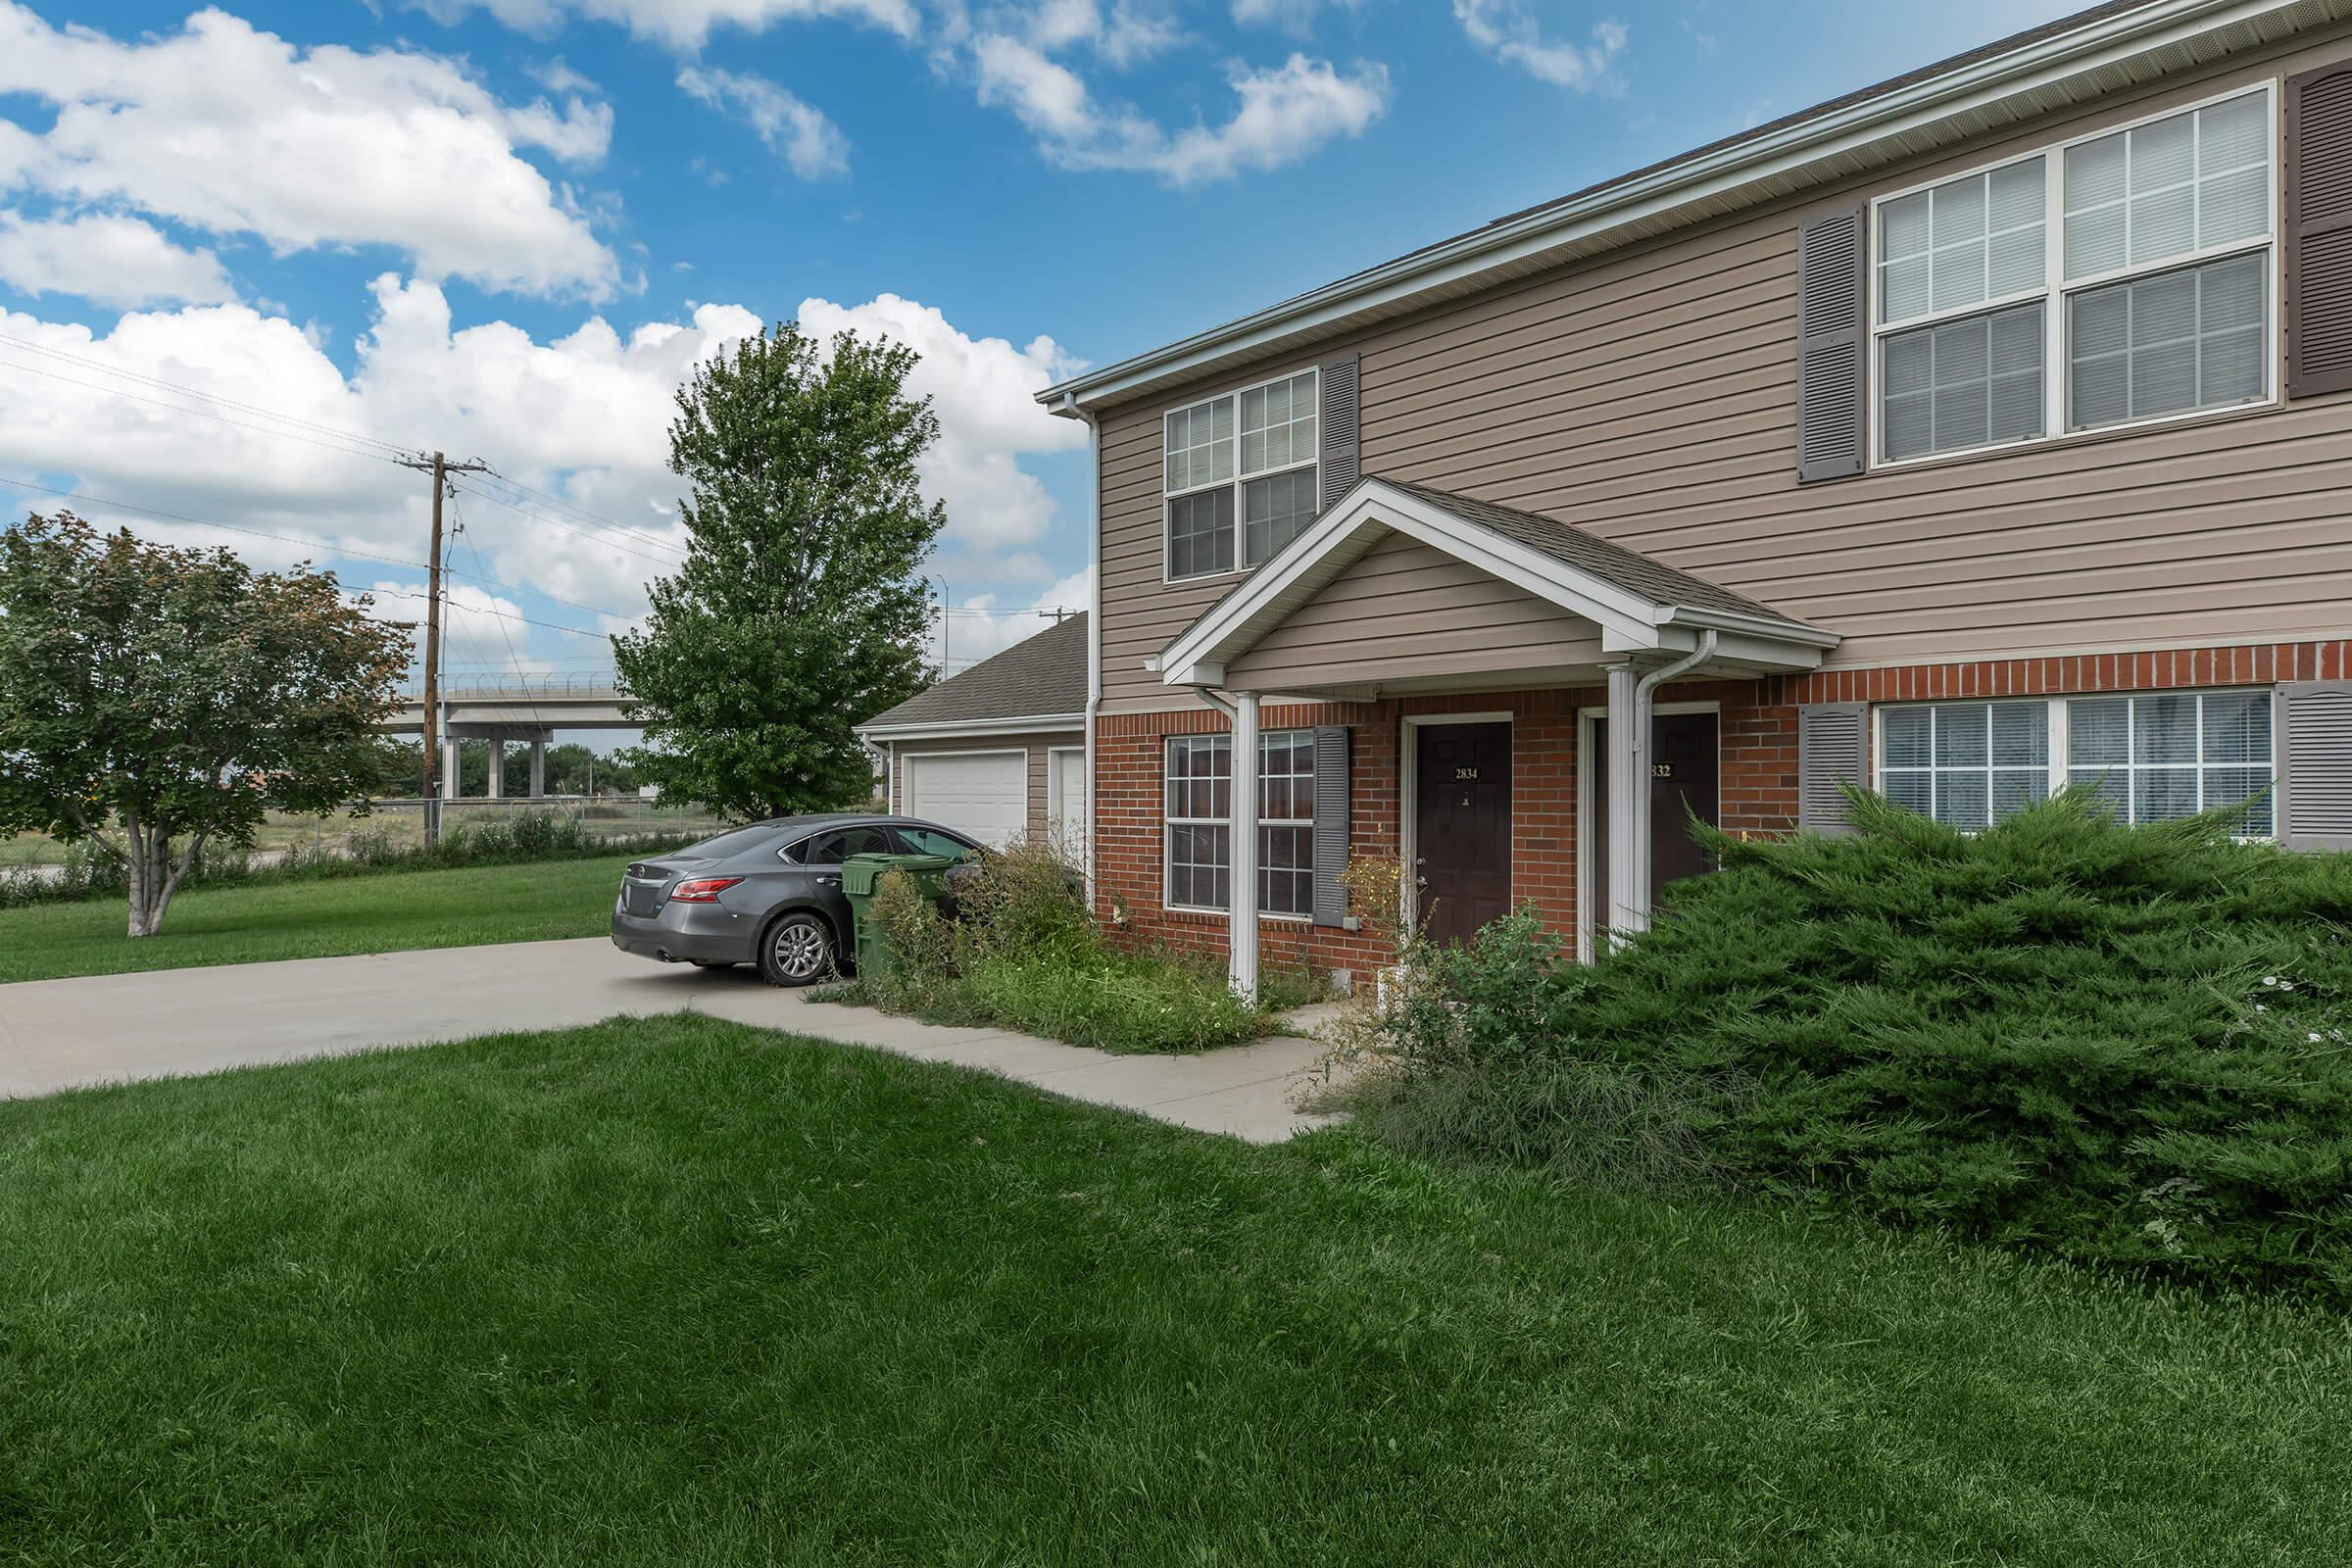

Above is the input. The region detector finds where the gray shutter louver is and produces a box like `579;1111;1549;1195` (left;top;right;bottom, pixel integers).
2286;60;2352;398
1311;724;1351;926
1796;206;1868;481
1318;353;1360;510
2277;682;2352;849
1797;702;1870;836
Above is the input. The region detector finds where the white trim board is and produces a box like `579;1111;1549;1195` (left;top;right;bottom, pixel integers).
858;713;1084;743
1155;477;1835;691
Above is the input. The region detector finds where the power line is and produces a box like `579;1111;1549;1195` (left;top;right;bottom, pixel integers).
476;466;687;558
451;478;685;567
367;586;608;640
0;357;406;466
0;474;625;618
0;475;428;569
0;330;416;459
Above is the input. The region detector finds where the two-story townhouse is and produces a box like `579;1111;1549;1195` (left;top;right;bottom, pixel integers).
1037;0;2352;996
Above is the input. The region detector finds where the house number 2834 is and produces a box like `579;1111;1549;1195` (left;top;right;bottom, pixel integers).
1453;766;1480;781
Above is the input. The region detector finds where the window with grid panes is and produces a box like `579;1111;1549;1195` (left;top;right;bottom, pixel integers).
1871;88;2272;464
1162;369;1318;578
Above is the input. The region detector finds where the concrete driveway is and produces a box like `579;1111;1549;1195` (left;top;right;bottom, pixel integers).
0;938;1342;1143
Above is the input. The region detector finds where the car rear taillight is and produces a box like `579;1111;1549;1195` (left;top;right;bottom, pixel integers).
666;877;744;904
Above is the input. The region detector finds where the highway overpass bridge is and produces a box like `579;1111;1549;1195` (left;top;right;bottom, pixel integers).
384;675;637;800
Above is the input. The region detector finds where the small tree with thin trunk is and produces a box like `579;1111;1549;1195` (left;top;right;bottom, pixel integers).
612;319;942;818
0;513;413;937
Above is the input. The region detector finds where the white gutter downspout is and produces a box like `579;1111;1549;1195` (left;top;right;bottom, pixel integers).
1056;393;1103;908
1194;686;1260;1000
1626;629;1719;933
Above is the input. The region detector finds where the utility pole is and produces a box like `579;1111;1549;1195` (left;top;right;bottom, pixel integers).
396;451;490;835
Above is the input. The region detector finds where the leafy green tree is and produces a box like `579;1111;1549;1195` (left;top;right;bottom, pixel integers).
612;320;940;818
0;514;411;936
369;737;424;797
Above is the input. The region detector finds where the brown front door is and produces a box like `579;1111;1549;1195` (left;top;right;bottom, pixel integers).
1590;710;1721;928
1413;721;1512;946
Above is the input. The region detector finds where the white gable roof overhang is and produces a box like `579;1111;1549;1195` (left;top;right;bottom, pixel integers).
1156;478;1838;690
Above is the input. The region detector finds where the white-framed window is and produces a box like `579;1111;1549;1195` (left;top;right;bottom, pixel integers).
1163;730;1316;914
2066;690;2274;836
1880;701;2050;827
1163;368;1318;581
1870;84;2276;466
1874;690;2275;835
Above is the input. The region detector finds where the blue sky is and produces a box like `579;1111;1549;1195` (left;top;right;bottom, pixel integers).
0;0;2080;697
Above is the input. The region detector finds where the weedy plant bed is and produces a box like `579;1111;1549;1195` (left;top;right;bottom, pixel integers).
816;842;1308;1054
1330;791;2352;1300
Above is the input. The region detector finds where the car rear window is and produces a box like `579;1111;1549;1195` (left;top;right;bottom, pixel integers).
680;824;782;859
794;825;897;865
894;825;980;859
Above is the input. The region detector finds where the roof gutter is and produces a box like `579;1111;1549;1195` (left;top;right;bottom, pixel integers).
1040;0;2294;416
856;712;1086;743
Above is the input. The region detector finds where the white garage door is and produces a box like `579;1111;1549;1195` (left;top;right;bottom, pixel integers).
1050;748;1087;861
902;750;1027;848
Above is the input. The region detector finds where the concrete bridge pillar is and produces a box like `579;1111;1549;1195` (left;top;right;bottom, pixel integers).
529;738;547;798
441;739;461;801
485;738;505;800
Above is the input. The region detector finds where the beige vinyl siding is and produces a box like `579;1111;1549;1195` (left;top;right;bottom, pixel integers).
1225;532;1604;689
1095;31;2352;712
887;731;1077;840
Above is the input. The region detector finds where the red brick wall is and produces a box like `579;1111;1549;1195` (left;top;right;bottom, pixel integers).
1097;638;2341;976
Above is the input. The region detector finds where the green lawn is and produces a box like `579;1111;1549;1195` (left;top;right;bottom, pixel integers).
2;1016;2344;1566
0;856;631;983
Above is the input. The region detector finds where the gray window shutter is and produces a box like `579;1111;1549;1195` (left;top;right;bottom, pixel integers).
1796;206;1868;481
1797;702;1870;835
2277;682;2352;849
2286;60;2352;398
1318;353;1360;509
1311;724;1351;925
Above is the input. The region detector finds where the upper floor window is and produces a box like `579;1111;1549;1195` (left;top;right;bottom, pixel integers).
1164;369;1318;581
1871;86;2274;466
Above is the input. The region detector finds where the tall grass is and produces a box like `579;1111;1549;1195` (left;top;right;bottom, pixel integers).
0;809;711;911
825;839;1302;1054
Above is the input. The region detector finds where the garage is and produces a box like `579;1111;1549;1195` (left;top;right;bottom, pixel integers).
900;750;1028;848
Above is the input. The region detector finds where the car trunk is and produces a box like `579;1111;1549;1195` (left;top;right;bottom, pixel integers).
620;857;708;915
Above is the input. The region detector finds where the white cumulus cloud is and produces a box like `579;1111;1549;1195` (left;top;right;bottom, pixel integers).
0;279;1084;669
1231;0;1360;34
796;291;1087;555
972;38;1388;185
677;66;850;179
0;4;622;300
1453;2;1626;90
0;213;237;310
416;0;920;52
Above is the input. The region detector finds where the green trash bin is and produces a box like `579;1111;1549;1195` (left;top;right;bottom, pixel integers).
839;852;958;980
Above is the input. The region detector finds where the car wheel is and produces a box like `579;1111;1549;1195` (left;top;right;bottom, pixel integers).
759;911;836;987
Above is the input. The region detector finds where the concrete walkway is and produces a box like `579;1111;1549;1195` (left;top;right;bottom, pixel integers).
0;939;1344;1143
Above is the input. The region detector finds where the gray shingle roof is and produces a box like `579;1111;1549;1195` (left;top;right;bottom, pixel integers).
861;612;1087;731
1379;480;1799;624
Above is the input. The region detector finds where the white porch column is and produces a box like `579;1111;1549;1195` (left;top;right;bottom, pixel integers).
528;737;547;798
441;738;461;801
1228;690;1260;1000
485;738;505;800
1604;662;1643;939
